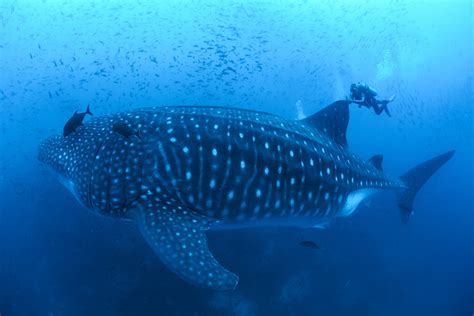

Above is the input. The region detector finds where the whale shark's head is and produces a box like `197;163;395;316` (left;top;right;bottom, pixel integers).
38;134;93;207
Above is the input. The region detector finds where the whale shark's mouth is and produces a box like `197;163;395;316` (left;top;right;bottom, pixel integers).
58;174;84;207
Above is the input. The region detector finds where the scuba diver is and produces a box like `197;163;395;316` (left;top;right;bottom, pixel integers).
347;82;395;117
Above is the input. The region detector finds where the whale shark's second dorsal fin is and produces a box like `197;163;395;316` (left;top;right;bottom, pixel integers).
302;100;351;148
369;154;384;171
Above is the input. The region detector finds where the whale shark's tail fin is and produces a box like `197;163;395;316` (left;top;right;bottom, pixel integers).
397;150;455;223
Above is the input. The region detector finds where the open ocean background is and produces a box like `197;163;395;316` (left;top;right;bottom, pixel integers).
0;1;473;315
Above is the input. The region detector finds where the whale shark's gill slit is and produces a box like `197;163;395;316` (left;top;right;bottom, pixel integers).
197;141;204;204
168;146;186;205
106;139;120;212
241;142;258;218
151;153;167;193
106;140;119;212
216;135;232;215
157;142;173;187
120;139;130;210
89;141;106;209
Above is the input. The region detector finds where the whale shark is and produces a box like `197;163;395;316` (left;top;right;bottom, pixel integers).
38;100;454;290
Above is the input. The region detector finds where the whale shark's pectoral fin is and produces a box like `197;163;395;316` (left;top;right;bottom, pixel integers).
129;201;238;290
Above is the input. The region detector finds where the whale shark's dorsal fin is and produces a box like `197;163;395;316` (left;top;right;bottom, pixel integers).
302;100;351;147
368;154;384;171
129;197;238;290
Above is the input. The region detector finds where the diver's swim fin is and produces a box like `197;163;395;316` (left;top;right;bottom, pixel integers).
384;105;392;117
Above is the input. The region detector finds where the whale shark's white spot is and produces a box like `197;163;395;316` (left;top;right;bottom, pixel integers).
212;148;217;156
221;207;229;217
253;206;260;215
240;160;245;169
338;194;344;203
264;167;269;175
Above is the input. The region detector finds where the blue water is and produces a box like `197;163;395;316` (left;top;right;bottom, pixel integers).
0;1;473;315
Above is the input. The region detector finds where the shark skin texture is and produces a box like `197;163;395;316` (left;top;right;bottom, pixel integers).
38;101;454;290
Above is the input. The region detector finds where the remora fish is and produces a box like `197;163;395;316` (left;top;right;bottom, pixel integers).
38;101;454;290
63;104;93;137
112;122;141;139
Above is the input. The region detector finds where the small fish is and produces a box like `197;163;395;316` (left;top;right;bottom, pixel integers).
299;240;321;250
112;122;141;139
344;280;351;288
63;104;93;137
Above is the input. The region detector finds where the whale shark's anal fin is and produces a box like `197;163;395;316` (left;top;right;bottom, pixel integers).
129;200;238;290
